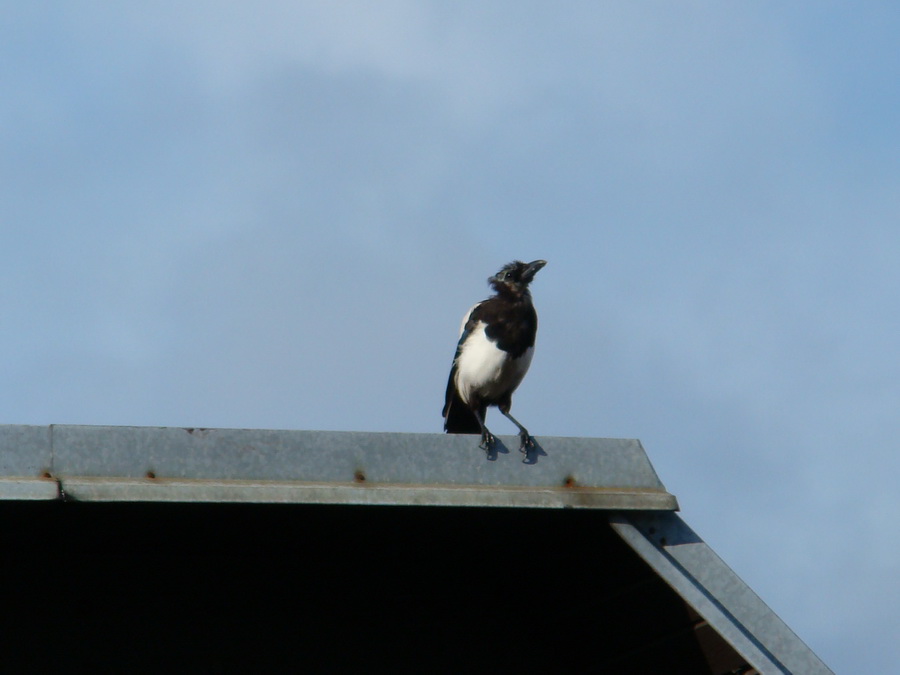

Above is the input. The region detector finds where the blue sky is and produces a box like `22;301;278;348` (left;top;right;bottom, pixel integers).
3;3;899;670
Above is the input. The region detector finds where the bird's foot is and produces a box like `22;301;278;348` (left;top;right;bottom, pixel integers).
518;430;535;454
479;430;496;452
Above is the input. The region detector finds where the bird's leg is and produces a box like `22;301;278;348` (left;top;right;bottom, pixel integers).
473;408;495;452
500;409;534;453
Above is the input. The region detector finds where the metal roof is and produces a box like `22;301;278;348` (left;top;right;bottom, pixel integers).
0;424;832;674
0;424;677;509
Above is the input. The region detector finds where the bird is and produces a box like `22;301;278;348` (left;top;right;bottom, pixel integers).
442;259;547;454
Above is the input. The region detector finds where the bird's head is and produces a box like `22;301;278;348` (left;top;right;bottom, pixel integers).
488;259;547;297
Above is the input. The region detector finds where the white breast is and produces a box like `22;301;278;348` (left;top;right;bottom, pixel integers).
454;321;534;403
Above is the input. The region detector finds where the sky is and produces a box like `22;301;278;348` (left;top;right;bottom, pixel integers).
3;2;899;670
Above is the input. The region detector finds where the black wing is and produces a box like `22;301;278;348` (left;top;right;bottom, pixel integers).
442;303;486;434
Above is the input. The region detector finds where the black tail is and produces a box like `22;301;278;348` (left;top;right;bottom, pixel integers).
443;378;483;434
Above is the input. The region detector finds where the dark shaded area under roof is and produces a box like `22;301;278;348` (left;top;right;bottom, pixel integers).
5;501;751;674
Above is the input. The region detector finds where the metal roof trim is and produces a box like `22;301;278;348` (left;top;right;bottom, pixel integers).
44;477;676;509
0;424;677;510
610;511;835;675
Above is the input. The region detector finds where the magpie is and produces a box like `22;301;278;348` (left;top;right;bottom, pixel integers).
442;259;547;453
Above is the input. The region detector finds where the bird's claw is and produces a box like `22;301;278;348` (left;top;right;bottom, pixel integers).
518;432;535;453
479;431;496;452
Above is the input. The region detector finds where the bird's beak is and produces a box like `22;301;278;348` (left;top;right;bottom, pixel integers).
522;259;547;282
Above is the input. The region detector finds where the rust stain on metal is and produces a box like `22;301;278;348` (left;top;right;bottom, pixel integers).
39;470;67;499
40;472;69;501
354;470;366;483
146;471;157;480
563;475;577;488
